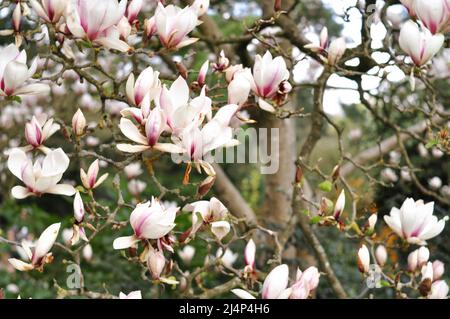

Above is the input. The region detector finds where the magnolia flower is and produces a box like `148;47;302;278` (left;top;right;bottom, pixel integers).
144;17;157;39
432;260;445;281
183;197;230;241
212;50;230;72
65;0;130;52
228;68;252;106
216;248;238;268
357;244;371;273
413;0;449;34
250;51;290;112
244;239;256;272
304;27;328;53
126;66;161;107
192;0;210;16
113;197;178;249
327;37;346;66
72;108;87;136
117;16;132;41
71;191;88;245
80;159;108;190
8;223;61;272
147;247;166;280
375;245;387;266
24;115;60;153
333;190;345;220
384;198;447;245
178;245;195;264
119;291;142;299
399;21;444;67
117;108;183;154
154;3;199;50
261;264;291;299
428;280;449;299
172;104;240;166
197;60;209;87
156;76;212;134
366;214;378;232
428;176;442;190
290;266;320;299
124;162;143;179
8;148;76;199
30;0;67;24
0;44;49;97
82;244;93;262
421;261;434;281
126;0;143;23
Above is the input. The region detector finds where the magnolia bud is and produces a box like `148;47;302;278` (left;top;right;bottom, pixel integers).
333;190;345;220
375;245;387;266
244;239;256;271
327;37;346;66
82;244;93;262
274;0;282;11
432;260;445;281
197;175;216;197
417;247;430;267
72;109;87;137
357;244;370;274
197;60;209;88
144;17;157;39
367;214;377;232
73;191;85;223
408;249;419;272
147;248;166;280
13;4;21;32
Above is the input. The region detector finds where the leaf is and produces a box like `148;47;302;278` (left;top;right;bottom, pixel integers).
310;216;323;224
425;140;438;149
318;180;333;192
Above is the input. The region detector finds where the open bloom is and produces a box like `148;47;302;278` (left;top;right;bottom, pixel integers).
80;159;108;190
8;223;61;272
290;266;320;299
24;115;60;153
156;76;212;134
428;280;449;299
413;0;449;34
250;51;290;112
117;108;183;154
113;197;178;249
30;0;67;24
65;0;130;52
0;44;49;97
8;148;76;199
154;3;199;50
327;37;346;66
399;21;444;67
304;27;329;53
228;68;252;106
183;197;230;241
126;66;161;107
178;245;195;264
125;0;143;24
119;291;142;299
384;198;447;245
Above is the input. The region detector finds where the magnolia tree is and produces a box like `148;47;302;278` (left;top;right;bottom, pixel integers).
0;0;448;300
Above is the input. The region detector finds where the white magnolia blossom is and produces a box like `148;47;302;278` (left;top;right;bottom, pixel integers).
113;197;178;250
183;197;230;240
177;245;196;264
375;245;387;266
72;108;87;137
0;44;49;97
65;0;130;52
244;239;256;272
154;3;199;50
123;162;143;179
126;66;161;107
428;280;449;299
8;223;61;271
357;244;370;273
399;21;444;66
384;198;447;245
413;0;449;34
216;248;238;268
8;148;76;199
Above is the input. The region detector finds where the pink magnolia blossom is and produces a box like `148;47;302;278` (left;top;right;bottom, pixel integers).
290;266;320;299
384;197;447;245
327;37;347;66
24;115;60;153
228;68;252;106
7;148;76;199
0;44;49;97
250;51;290;112
65;0;130;52
126;0;143;24
126;66;161;107
197;60;209;87
30;0;67;24
113;197;178;250
304;27;329;53
399;21;444;66
212;50;230;72
333;190;345;220
147;247;166;280
117;107;183;154
154;3;199;50
72;108;87;136
80;159;108;190
413;0;449;34
8;223;61;271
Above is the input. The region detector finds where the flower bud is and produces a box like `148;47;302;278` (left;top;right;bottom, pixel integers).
432;260;445;281
197;60;209;88
244;239;256;271
13;4;21;32
367;214;377;232
357;244;370;273
408;249;419;272
327;37;346;66
428;280;449;299
417;246;430;267
262;264;289;299
82;244;93;262
177;245;195;265
73;191;85;223
375;245;387;266
147;248;166;280
72;109;87;137
333;190;345;220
